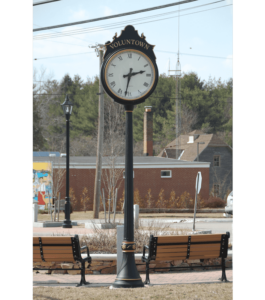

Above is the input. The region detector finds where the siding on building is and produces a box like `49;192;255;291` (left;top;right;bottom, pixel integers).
199;146;232;198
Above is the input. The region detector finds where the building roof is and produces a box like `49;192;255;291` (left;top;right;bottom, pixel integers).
33;155;210;169
158;131;231;161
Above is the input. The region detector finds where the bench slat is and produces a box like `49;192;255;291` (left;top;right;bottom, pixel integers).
155;252;221;261
157;247;188;254
190;244;220;251
190;235;222;242
33;258;76;262
156;234;223;244
156;243;220;253
157;236;189;244
34;248;73;254
33;237;72;244
156;250;220;257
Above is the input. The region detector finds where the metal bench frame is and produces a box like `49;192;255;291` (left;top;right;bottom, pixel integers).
33;234;91;287
142;232;230;284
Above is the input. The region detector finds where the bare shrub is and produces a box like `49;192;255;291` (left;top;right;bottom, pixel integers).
202;196;226;208
176;191;194;209
155;188;167;208
69;187;78;211
145;188;155;208
80;221;189;254
117;189;125;211
168;190;176;208
134;188;145;208
80;187;90;212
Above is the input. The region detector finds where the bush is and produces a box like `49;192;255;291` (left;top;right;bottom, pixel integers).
202;196;226;208
176;191;194;209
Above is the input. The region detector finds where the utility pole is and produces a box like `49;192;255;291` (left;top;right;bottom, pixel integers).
90;44;105;218
168;4;181;160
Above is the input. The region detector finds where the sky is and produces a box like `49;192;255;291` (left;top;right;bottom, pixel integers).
33;0;233;84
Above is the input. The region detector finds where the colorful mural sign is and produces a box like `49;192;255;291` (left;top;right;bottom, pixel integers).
33;162;53;209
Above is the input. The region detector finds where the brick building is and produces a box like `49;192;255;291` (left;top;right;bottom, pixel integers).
33;156;210;211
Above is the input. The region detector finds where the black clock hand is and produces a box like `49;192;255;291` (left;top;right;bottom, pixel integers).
125;68;133;97
123;70;145;78
131;70;145;76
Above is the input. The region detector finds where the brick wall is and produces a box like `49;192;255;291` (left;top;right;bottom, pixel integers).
57;166;209;211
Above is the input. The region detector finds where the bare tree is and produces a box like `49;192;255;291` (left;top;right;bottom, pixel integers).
50;157;66;199
70;135;97;156
211;168;232;200
181;104;198;134
101;99;125;216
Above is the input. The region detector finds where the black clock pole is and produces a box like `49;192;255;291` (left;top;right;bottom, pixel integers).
112;104;144;288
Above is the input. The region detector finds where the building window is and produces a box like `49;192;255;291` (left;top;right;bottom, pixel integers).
123;171;134;178
214;184;220;196
161;170;172;178
213;155;220;167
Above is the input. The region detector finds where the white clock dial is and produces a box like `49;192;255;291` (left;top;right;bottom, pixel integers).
105;49;155;101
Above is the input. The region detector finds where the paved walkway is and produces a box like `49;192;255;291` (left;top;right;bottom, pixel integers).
33;226;98;236
33;269;233;287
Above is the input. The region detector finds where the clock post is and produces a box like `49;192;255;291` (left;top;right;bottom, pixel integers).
112;103;144;288
101;25;158;288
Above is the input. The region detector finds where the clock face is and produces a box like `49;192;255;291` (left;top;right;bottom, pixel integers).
104;49;156;101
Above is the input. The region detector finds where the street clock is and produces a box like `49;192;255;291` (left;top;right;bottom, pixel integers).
101;25;159;106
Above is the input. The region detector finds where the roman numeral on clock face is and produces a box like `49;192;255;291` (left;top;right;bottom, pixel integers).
108;73;113;77
144;64;148;67
143;82;149;87
146;74;151;77
110;81;116;87
118;56;123;60
128;53;132;58
118;88;122;94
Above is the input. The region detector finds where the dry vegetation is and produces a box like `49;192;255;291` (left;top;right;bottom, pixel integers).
33;283;232;300
79;220;189;254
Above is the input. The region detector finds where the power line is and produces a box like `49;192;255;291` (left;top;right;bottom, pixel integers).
157;50;232;60
34;51;94;60
33;1;224;40
33;23;95;44
33;0;60;6
33;0;197;32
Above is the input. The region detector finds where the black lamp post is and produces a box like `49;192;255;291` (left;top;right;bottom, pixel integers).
61;94;73;228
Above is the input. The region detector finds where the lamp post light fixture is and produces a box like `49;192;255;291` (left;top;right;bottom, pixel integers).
197;142;205;162
61;94;73;228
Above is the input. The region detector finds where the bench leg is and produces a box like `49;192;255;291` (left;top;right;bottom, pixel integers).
221;257;228;282
144;262;150;285
76;261;90;287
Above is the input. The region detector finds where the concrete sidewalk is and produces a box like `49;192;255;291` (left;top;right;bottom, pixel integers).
33;269;233;287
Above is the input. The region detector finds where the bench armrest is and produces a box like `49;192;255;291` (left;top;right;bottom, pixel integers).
81;245;90;257
142;245;149;262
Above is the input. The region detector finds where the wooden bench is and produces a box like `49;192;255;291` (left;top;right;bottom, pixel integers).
142;232;230;284
33;235;91;287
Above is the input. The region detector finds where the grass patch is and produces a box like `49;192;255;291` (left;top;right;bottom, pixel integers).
33;283;232;300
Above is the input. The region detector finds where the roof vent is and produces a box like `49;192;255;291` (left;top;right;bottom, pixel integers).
60;153;67;157
188;136;194;143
